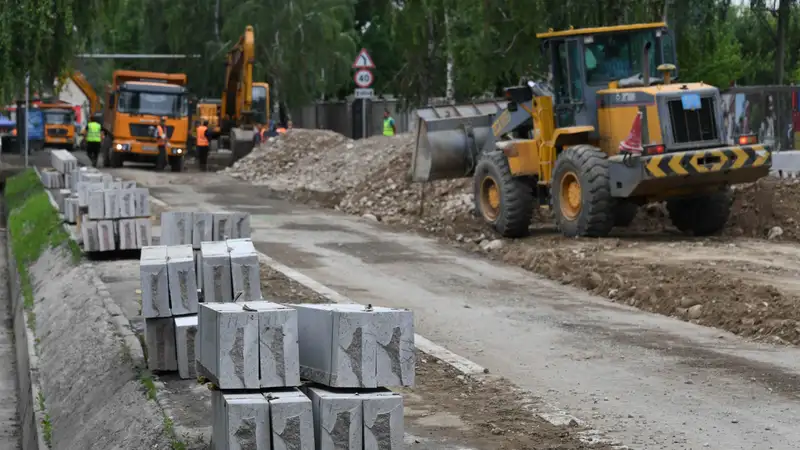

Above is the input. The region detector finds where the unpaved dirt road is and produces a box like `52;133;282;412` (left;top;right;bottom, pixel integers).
104;167;800;450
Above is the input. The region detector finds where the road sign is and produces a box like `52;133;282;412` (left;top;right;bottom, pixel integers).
354;88;374;99
352;48;375;69
354;70;374;88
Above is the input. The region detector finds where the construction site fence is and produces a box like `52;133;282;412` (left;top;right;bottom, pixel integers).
289;87;800;151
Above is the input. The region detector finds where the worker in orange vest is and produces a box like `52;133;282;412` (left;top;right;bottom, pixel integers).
196;120;210;171
155;116;169;170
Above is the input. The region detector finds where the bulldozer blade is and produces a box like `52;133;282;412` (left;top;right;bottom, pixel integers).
410;100;508;182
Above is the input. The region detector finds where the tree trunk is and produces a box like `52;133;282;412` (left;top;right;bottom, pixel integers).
775;0;791;84
444;8;455;104
214;0;221;42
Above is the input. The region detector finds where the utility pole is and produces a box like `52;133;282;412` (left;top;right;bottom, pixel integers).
24;72;29;168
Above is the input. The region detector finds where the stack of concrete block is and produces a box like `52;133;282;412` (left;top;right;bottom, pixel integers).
39;168;65;189
199;238;262;303
140;245;200;377
292;303;414;448
78;180;152;252
198;301;313;449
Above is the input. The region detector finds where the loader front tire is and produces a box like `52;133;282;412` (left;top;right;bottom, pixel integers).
552;145;614;237
473;151;534;238
666;188;733;236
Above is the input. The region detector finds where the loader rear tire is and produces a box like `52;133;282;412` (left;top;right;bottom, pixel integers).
666;188;733;236
552;145;614;237
473;151;534;238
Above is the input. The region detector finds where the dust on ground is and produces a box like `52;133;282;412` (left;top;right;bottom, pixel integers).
224;129;800;346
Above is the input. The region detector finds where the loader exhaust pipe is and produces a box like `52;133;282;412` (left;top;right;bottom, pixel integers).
410;100;508;182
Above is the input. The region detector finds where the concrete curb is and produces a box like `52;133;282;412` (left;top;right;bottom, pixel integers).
6;235;49;450
150;192;629;448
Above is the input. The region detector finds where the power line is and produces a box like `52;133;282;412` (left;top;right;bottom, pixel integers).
75;54;202;59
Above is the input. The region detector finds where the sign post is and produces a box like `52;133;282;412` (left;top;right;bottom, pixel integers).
352;48;375;139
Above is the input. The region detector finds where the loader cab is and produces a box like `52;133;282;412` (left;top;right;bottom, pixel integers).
538;23;678;132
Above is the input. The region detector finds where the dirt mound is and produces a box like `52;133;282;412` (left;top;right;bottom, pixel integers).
726;179;800;241
223;129;411;194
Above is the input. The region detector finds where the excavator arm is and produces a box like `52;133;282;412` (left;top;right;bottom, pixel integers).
221;25;255;128
69;71;101;118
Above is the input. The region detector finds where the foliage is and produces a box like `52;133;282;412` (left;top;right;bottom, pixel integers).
2;0;800;107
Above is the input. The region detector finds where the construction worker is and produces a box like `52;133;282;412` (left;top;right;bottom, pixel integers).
196;120;210;171
383;109;396;136
83;114;103;167
155;116;168;170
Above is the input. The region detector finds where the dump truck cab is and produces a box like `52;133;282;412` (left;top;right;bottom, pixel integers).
103;70;190;172
412;22;772;239
40;102;77;151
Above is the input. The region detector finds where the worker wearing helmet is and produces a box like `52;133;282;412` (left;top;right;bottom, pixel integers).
155;116;168;170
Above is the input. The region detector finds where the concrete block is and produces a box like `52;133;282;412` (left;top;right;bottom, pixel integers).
140;246;171;318
118;189;136;218
64;196;79;224
144;317;178;371
267;389;314;450
228;238;262;302
101;173;113;188
304;387;363;450
174;315;198;379
191;212;213;249
122;180;136;189
87;189;105;219
40;169;63;189
201;241;233;303
214;213;234;240
133;188;150;217
294;304;415;388
231;212;251;239
81;218;100;252
161;211;193;246
362;389;404;450
96;220;116;251
212;391;272;450
118;219;138;250
136;218;153;247
103;189;119;219
53;188;70;212
50;149;78;174
166;245;198;315
244;301;300;388
196;303;259;389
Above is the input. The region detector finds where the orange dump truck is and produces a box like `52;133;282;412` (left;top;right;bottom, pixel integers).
103;70;190;171
40;102;77;151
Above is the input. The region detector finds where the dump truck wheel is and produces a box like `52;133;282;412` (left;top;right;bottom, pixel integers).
613;201;638;227
552;145;614;237
472;151;533;238
169;156;184;172
666;188;733;236
108;150;123;168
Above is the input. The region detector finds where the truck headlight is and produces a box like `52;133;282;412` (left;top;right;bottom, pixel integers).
115;143;130;151
174;148;183;155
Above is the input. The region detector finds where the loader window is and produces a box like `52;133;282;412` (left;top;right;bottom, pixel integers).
118;90;189;118
584;30;663;85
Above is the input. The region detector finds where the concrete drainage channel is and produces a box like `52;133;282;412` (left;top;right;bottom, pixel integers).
4;154;625;449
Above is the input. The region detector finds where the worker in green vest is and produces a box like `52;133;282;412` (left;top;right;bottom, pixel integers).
382;109;396;136
82;114;103;167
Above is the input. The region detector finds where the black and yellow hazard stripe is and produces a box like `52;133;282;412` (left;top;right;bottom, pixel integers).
644;145;771;178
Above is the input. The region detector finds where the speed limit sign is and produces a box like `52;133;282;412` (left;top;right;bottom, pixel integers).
354;69;374;88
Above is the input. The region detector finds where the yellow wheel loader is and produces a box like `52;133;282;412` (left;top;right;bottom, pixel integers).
411;22;772;238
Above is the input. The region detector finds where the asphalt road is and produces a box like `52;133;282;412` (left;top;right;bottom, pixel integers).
102;167;800;450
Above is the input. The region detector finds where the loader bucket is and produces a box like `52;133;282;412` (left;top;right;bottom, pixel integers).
410;100;508;182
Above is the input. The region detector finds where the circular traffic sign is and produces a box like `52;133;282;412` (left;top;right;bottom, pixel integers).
354;69;374;88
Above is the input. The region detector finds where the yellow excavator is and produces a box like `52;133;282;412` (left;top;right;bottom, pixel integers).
210;25;270;163
411;22;772;238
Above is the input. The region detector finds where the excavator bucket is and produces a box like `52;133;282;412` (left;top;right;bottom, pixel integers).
410;100;508;182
